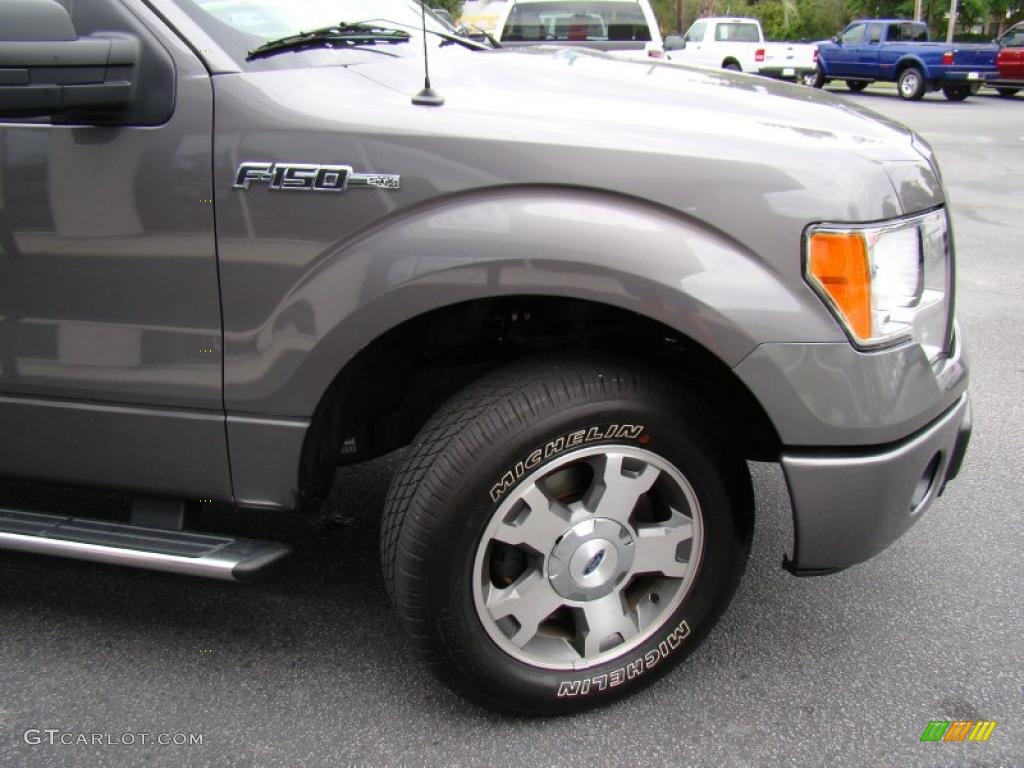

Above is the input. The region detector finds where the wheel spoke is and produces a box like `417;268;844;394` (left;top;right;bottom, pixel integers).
633;508;694;578
485;570;564;648
492;483;571;552
586;452;660;525
580;593;639;657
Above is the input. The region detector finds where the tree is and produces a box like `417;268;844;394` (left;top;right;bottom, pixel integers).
430;0;465;18
649;0;1024;39
988;0;1024;32
797;0;853;38
957;0;989;28
651;0;855;40
651;0;690;34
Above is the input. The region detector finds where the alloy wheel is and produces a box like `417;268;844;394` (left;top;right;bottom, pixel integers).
472;445;704;671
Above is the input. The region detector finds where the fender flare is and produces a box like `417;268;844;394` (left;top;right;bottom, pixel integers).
816;47;836;77
223;186;840;418
894;55;929;79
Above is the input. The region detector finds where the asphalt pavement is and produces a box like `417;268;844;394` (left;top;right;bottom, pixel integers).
1;86;1022;768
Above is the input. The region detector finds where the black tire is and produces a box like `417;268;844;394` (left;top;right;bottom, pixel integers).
996;87;1020;97
897;67;926;101
942;83;971;101
846;80;868;92
723;61;741;72
381;355;753;715
803;66;826;88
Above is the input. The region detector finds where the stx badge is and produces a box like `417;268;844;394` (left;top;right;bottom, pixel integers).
233;162;400;192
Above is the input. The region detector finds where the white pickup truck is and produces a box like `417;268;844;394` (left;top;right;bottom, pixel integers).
665;17;817;82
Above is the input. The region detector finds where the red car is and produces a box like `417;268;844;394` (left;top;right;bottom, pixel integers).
992;22;1024;96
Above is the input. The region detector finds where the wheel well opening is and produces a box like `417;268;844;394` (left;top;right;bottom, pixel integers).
297;297;780;511
722;58;740;69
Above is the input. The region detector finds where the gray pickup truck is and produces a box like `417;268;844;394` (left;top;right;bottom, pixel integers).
0;0;970;715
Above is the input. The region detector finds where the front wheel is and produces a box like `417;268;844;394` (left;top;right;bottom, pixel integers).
996;87;1020;97
381;356;753;715
942;83;971;101
802;66;826;88
898;67;926;100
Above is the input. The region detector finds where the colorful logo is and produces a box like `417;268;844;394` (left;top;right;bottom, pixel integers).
920;720;997;742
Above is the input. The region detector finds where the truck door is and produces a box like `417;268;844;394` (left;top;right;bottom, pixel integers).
855;22;884;77
0;0;230;500
1000;26;1024;79
828;22;866;77
681;20;707;65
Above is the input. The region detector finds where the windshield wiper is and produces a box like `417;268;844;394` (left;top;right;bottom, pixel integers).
434;27;496;50
247;23;411;61
459;24;502;49
348;18;492;50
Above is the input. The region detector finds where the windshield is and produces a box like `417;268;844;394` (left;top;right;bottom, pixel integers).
500;2;651;43
173;0;457;66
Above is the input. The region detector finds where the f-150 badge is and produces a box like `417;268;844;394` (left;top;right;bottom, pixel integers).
233;162;400;192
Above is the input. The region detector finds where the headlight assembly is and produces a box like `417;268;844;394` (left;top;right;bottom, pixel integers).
805;208;951;364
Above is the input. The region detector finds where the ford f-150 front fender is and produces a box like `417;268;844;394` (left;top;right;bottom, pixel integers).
220;188;843;508
221;187;842;419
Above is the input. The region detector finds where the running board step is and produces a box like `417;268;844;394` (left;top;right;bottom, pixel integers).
0;508;290;582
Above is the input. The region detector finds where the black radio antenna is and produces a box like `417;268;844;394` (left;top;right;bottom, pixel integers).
412;1;444;106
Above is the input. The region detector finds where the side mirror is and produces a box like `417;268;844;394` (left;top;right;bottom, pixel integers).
664;35;686;51
832;35;841;44
0;0;139;119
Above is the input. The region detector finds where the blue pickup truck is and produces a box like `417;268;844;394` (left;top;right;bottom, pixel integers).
810;19;999;100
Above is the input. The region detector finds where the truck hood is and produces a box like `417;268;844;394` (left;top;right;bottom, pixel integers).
350;47;942;215
349;46;921;163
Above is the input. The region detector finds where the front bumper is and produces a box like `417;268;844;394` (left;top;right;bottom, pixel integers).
782;393;971;575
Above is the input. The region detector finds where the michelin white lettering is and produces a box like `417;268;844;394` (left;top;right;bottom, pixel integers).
489;424;647;502
556;620;691;698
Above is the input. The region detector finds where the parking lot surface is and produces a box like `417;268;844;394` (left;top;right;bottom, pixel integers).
1;86;1022;768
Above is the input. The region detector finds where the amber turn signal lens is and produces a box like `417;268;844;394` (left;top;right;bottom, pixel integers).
808;232;871;339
